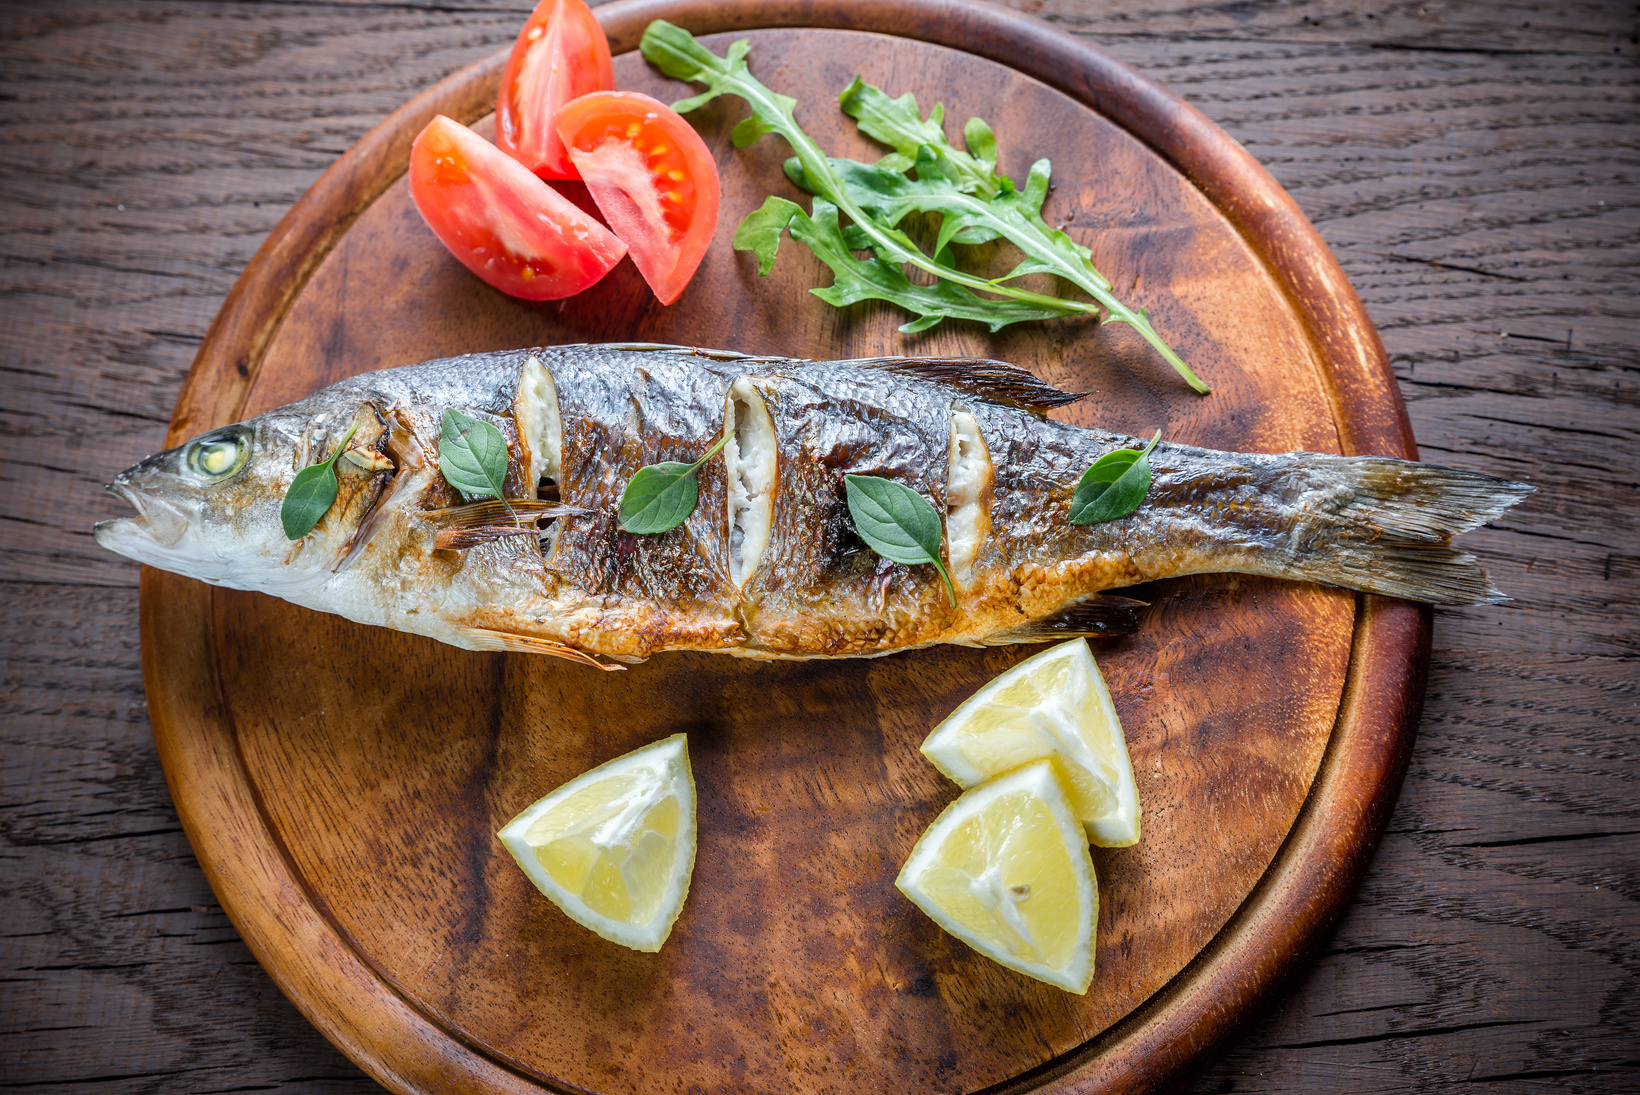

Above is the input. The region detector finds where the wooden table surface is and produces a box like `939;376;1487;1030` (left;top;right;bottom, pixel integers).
1;1;1634;1092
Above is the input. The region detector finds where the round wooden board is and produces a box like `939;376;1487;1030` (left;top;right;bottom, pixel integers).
139;1;1432;1093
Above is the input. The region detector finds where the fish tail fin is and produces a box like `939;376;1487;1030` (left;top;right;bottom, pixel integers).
1245;456;1532;605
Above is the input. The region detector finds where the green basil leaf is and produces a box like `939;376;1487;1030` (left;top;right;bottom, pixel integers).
279;422;359;540
280;463;340;541
439;408;511;503
1069;432;1162;525
843;473;955;605
617;462;701;535
617;432;732;535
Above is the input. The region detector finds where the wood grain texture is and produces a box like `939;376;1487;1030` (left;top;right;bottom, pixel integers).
1;1;1634;1093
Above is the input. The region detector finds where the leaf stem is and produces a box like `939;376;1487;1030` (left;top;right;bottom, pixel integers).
324;423;360;468
930;556;957;607
688;429;732;471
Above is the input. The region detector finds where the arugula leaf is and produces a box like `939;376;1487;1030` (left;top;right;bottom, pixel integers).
839;78;996;196
618;432;731;535
736;196;1069;332
641;24;1089;327
1069;431;1163;525
439;409;515;520
642;22;1209;392
280;422;359;540
842;474;956;606
829;94;1210;391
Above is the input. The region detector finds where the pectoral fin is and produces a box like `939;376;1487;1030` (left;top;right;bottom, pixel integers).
425;499;590;551
460;627;625;671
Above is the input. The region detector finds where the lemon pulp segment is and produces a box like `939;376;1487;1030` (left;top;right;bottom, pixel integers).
896;760;1097;993
920;638;1140;847
497;733;695;952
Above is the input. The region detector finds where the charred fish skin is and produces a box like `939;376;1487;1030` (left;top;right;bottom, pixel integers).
94;344;1531;667
734;360;958;656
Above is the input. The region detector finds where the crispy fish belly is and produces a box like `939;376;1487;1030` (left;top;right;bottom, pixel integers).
94;344;1531;668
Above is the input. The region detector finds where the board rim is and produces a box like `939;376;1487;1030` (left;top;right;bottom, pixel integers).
140;1;1431;1092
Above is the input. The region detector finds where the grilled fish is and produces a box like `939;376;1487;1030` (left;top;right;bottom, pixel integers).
94;344;1529;668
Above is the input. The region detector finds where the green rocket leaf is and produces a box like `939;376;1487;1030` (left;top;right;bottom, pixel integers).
618;431;732;535
280;422;359;540
736;196;1064;333
1069;431;1163;525
843;474;956;606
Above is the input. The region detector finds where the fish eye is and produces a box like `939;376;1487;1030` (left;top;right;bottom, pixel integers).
185;427;250;482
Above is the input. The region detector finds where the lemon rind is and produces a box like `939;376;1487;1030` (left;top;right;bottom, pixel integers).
895;759;1098;994
496;733;697;953
1075;642;1141;848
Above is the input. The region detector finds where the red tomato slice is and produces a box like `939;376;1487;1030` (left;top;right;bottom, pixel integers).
409;114;626;301
556;92;720;306
496;0;613;180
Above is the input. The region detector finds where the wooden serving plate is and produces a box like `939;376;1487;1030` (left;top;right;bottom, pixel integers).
140;1;1431;1092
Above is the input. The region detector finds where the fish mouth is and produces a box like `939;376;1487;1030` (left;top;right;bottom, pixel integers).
94;480;188;552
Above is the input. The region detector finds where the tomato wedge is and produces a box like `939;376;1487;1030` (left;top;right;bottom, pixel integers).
496;0;613;180
556;92;720;306
408;114;626;301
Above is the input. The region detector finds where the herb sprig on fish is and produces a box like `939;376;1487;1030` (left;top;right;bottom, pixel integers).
280;423;358;540
618;431;732;535
843;474;957;606
439;409;517;523
639;21;1210;395
1070;431;1163;525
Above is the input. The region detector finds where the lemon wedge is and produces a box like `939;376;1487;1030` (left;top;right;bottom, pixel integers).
920;638;1140;847
497;733;696;952
896;760;1097;992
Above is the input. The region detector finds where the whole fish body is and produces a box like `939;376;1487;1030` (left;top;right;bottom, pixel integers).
95;344;1530;668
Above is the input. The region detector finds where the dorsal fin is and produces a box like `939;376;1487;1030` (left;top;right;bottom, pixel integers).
591;344;1081;413
595;342;808;365
852;357;1085;414
984;594;1147;644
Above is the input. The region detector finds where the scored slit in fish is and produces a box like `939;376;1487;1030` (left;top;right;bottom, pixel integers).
93;344;1531;669
514;355;563;558
946;405;993;589
724;377;776;587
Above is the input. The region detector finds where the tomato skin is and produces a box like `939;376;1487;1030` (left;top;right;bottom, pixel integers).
409;114;626;301
496;0;613;180
556;92;721;306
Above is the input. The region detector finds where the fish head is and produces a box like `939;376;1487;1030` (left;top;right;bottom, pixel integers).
94;408;384;595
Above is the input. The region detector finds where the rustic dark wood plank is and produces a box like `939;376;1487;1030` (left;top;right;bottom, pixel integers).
1;0;1635;1092
1004;0;1638;57
0;583;376;1093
